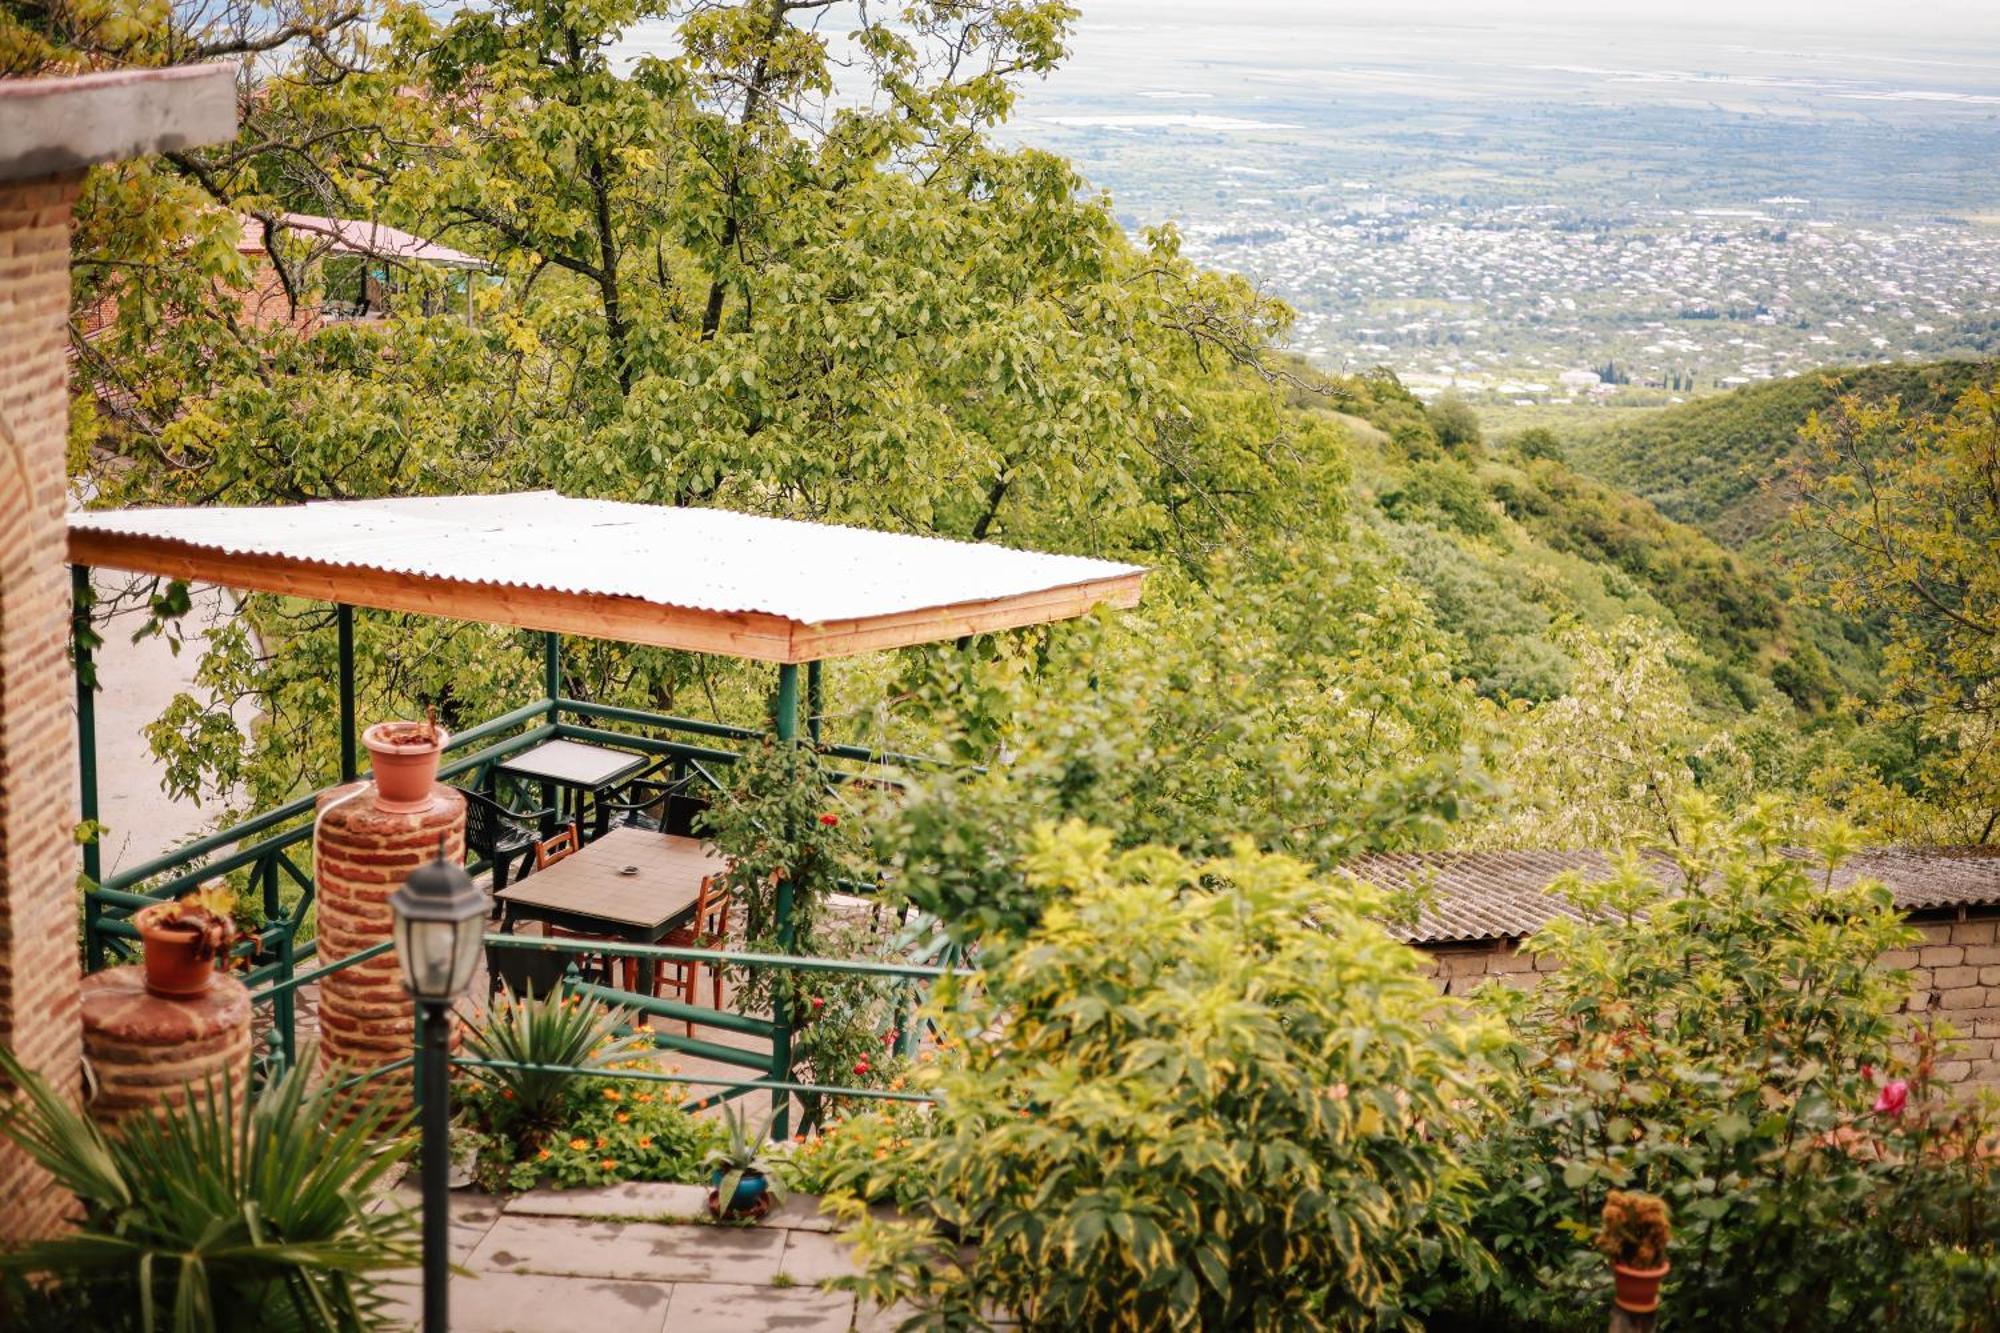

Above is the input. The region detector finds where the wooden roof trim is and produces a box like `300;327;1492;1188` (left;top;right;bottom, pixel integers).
68;527;1146;664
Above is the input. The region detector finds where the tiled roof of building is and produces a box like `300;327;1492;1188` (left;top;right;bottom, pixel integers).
1347;847;2000;945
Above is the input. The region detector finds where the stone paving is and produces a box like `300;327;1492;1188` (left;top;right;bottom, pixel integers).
377;1181;926;1332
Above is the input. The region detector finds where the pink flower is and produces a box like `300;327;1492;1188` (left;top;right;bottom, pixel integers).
1873;1079;1909;1117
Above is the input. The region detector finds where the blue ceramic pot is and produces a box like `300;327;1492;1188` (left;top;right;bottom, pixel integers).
711;1167;769;1216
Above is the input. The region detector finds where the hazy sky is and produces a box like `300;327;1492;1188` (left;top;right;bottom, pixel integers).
1066;0;2000;38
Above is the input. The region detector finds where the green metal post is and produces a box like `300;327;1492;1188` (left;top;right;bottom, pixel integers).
337;604;357;783
806;660;822;745
539;632;562;827
770;663;801;1138
543;632;561;719
266;855;296;1069
73;565;104;970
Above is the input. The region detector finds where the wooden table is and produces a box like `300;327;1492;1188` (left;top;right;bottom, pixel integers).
493;827;724;996
495;738;652;839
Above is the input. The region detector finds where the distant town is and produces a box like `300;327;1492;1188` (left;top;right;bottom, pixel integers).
1181;198;2000;404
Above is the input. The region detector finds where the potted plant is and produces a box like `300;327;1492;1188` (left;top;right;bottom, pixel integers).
362;708;447;811
1596;1189;1671;1313
134;884;238;998
705;1103;785;1221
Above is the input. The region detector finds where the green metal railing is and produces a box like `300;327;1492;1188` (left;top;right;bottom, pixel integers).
244;931;967;1122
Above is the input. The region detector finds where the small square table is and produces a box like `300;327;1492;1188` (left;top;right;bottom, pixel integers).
493;827;724;997
495;738;652;839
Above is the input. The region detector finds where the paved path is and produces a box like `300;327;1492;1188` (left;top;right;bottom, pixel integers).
377;1183;934;1332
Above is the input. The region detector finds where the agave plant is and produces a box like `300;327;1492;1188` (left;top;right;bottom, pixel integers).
704;1101;787;1217
458;984;650;1150
0;1044;418;1333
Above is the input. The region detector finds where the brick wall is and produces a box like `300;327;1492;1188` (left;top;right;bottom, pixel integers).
0;170;87;1244
1411;905;2000;1095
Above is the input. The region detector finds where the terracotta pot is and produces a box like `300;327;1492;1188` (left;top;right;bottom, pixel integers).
1611;1260;1670;1314
363;720;448;812
136;904;218;998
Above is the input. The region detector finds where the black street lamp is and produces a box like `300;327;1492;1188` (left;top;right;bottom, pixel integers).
389;844;485;1333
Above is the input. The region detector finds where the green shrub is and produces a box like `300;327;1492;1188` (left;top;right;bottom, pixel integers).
0;1044;418;1333
1447;798;2000;1331
773;1098;943;1215
457;986;650;1153
838;823;1502;1330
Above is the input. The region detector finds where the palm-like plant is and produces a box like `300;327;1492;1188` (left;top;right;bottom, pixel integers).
458;985;649;1150
0;1044;419;1333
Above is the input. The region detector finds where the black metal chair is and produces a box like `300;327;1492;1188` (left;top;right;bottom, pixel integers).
449;784;553;898
593;766;711;837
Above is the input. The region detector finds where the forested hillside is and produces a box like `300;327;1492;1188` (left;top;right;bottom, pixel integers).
1563;360;1989;544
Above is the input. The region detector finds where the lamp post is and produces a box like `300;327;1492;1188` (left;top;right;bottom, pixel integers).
388;845;485;1333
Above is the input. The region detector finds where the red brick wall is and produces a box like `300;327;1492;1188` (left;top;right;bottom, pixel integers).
0;170;86;1245
1412;905;2000;1095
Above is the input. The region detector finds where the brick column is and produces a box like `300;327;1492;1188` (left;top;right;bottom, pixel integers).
80;968;252;1127
313;782;465;1113
0;168;87;1245
0;62;235;1246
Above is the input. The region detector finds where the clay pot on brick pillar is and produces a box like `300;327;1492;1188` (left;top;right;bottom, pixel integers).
134;887;239;999
362;718;449;812
313;780;467;1113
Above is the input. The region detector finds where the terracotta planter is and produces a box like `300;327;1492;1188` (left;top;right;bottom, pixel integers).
1611;1260;1670;1314
136;903;220;998
362;720;448;812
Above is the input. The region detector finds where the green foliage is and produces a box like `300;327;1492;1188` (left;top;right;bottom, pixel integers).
782;918;912;1133
837;824;1502;1330
460;1071;720;1194
0;1045;418;1333
1449;798;2000;1331
772;1099;942;1215
1428;393;1484;455
1379;458;1499;538
457;987;651;1152
1788;379;2000;841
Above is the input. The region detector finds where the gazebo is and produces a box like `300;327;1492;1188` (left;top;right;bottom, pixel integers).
68;491;1144;1124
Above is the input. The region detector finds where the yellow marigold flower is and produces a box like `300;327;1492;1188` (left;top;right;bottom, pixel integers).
635;1092;653;1103
569;1138;588;1151
603;1088;622;1102
596;1137;608;1149
637;1136;653;1149
616;1112;630;1123
601;1159;617;1170
537;1149;553;1161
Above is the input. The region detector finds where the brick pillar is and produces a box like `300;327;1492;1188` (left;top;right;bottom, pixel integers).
0;169;86;1245
313;782;465;1112
80;968;252;1128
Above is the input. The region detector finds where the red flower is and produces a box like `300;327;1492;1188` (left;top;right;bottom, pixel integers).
1860;1063;1876;1084
1873;1079;1909;1117
852;1059;871;1076
818;813;839;827
809;995;825;1012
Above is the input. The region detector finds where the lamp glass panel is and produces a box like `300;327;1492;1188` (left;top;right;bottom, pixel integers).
447;916;484;997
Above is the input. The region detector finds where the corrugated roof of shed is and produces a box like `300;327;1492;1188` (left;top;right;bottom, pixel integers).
1349;847;2000;944
69;493;1146;663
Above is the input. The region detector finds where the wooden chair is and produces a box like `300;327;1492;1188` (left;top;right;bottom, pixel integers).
623;872;732;1036
533;824;624;983
533;822;581;871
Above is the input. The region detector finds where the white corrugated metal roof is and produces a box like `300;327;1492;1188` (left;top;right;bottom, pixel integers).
69;493;1144;659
